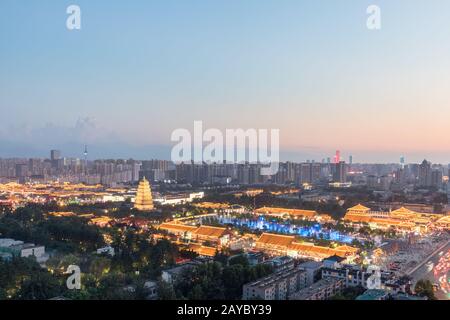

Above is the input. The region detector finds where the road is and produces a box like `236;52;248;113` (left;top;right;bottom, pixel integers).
409;241;450;300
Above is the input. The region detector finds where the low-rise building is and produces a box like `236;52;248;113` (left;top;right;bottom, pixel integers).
161;260;206;284
158;223;230;246
0;238;48;264
321;264;393;289
255;233;358;261
89;216;114;228
144;281;158;300
154;191;204;205
96;246;115;256
343;204;447;233
0;252;13;262
356;289;390;300
298;261;323;286
289;277;344;300
356;289;427;300
242;266;307;300
263;256;295;272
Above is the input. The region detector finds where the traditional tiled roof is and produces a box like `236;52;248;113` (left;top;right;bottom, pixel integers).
436;215;450;229
193;225;227;238
158;223;197;233
90;216;113;225
343;213;372;222
188;244;217;257
347;204;371;212
256;233;295;247
390;207;415;215
256;233;358;258
194;202;230;209
288;242;335;257
334;245;359;253
371;218;415;228
255;207;317;217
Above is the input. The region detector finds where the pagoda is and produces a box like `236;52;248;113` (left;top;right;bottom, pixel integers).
134;177;154;211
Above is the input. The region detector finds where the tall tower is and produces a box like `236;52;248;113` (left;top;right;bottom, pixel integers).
83;145;88;176
134;177;154;211
334;150;340;164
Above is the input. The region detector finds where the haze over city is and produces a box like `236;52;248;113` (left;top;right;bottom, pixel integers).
1;0;450;162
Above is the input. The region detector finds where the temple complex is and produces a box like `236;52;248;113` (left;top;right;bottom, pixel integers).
343;204;449;233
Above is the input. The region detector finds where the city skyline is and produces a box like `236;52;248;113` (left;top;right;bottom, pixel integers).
2;1;450;162
0;144;449;166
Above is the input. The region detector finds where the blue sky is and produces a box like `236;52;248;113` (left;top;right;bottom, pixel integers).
1;1;450;163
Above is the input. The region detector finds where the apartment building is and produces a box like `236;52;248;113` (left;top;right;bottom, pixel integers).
242;266;307;300
289;278;344;300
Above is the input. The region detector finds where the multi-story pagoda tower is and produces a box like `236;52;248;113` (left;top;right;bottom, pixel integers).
134;177;154;211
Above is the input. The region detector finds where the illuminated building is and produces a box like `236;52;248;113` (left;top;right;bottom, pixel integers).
254;233;358;261
134;177;154;211
255;206;317;219
334;150;340;164
153;191;204;205
187;244;217;257
343;204;448;232
254;206;333;222
158;223;230;245
89;216;114;228
436;215;450;229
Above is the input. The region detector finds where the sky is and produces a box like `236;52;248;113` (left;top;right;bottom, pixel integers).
1;0;450;163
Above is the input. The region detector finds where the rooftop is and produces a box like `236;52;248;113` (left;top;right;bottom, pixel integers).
289;278;343;300
356;289;389;300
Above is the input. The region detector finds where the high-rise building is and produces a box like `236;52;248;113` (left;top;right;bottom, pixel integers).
50;150;62;170
15;163;28;178
431;170;443;189
134;177;154;211
50;150;61;161
140;160;171;182
300;163;312;184
333;161;347;183
418;160;432;187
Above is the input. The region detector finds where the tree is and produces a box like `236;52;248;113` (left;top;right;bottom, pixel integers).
228;255;249;267
414;279;436;300
89;256;111;279
213;250;229;265
222;264;246;299
46;253;81;273
0;287;6;299
157;279;176;300
15;272;62;300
